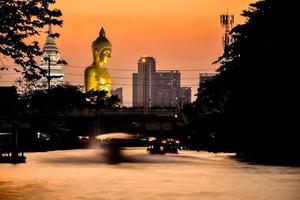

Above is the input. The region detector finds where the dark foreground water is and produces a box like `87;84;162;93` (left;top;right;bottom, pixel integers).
0;148;300;200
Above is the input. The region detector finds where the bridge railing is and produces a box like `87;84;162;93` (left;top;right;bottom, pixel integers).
63;107;178;117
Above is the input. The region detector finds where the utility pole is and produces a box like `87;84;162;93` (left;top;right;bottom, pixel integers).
47;54;51;91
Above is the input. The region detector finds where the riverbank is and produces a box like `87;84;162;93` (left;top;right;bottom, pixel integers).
0;155;26;164
235;151;300;167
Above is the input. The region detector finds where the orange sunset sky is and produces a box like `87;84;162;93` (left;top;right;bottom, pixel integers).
0;0;254;106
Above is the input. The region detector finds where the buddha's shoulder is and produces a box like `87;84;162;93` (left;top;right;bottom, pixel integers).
103;68;112;75
85;66;96;74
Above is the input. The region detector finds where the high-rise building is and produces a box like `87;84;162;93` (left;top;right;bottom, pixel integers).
133;56;156;108
155;70;180;107
133;56;191;108
40;26;64;87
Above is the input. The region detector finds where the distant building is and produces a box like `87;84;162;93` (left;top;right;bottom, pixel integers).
111;87;123;105
198;73;217;101
199;73;217;88
40;26;64;87
179;87;192;108
155;70;180;107
132;56;191;108
133;57;156;108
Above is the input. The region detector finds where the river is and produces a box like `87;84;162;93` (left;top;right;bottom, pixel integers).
0;148;299;200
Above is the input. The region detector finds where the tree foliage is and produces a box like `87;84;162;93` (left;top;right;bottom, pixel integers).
0;0;62;79
86;90;121;108
20;84;86;112
18;85;121;112
15;76;47;95
197;0;299;157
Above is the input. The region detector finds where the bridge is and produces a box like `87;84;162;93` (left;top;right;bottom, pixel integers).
17;107;182;139
1;106;185;152
64;108;180;136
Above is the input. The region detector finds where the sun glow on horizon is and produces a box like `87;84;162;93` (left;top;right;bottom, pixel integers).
1;0;254;106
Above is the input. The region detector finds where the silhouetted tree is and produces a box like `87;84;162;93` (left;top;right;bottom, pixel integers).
86;90;121;108
22;87;121;112
195;76;226;113
0;0;62;79
209;0;299;159
23;84;86;112
107;95;121;108
86;90;107;107
15;77;47;95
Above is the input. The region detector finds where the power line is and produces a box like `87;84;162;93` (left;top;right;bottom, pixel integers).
0;81;14;83
1;63;217;72
0;73;17;75
0;72;213;79
63;72;200;80
69;82;199;87
0;79;199;87
63;65;216;72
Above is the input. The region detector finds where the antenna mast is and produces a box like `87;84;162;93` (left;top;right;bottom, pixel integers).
220;10;234;53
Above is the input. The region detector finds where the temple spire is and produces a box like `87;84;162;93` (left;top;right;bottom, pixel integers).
40;24;64;87
48;24;53;36
44;26;57;52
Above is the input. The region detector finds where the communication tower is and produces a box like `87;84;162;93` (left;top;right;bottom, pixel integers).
220;10;234;53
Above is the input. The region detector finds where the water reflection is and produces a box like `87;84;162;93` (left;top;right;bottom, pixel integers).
1;149;300;200
39;148;186;165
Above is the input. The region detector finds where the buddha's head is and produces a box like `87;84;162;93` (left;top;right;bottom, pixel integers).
92;27;112;65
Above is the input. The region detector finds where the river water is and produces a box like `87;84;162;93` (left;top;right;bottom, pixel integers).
0;148;299;200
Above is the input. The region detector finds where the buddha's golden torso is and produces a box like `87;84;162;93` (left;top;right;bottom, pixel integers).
84;65;112;96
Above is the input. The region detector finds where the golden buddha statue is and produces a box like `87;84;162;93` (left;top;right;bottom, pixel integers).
84;27;112;95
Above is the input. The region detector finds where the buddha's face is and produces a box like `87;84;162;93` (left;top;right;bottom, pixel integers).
100;49;111;64
94;47;111;65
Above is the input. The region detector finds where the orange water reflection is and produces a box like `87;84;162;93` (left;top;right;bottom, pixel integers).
0;149;300;200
